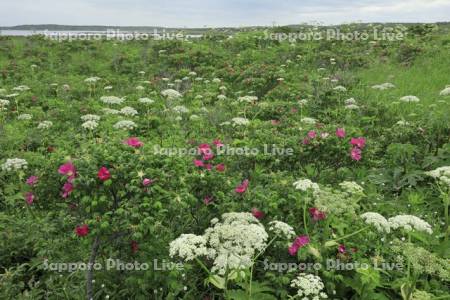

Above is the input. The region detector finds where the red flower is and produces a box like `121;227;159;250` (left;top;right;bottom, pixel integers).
198;143;211;155
98;167;111;181
58;162;76;182
215;163;225;172
62;182;74;198
336;128;346;138
351;147;362;161
251;208;265;219
194;160;204;167
307;130;317;139
235;179;249;194
289;235;310;256
24;192;35;205
309;207;326;221
203;196;214;205
143;178;154;186
75;224;89;237
350;137;366;149
125;137;144;148
26;175;39;186
203;153;214;161
131;240;139;254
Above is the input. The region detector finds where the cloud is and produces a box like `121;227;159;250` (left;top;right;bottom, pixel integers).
0;0;448;27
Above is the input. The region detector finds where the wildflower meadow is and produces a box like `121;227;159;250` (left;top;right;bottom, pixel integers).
0;23;449;300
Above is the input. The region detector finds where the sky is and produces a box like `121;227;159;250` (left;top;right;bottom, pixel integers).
1;0;450;27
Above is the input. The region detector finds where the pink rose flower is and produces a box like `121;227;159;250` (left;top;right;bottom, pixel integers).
125;137;144;148
98;167;111;181
336;128;346;138
235;179;249;194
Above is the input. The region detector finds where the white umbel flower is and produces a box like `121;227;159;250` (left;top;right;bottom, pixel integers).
100;96;125;105
169;234;209;261
290;273;328;299
17;114;32;120
361;212;391;233
237;95;258;103
231;117;250;126
113;120;137;130
400;95;420;103
81;114;100;122
425;166;450;187
0;99;10;109
333;85;347;92
161;89;182;100
84;76;101;83
102;108;120;115
82;120;99;130
293;179;320;192
173;105;189;114
388;215;432;234
138;97;155;104
439;86;450;96
371;83;395;90
300;117;317;125
1;158;28;171
120;106;138;116
339;181;364;194
268;221;296;238
37;121;53;129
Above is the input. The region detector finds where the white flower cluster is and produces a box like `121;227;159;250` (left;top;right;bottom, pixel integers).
268;221;296;238
231;117;250;126
120;106;138;116
100;96;125;105
400;95;420;103
439;86;450;96
360;212;391;233
344;98;360;110
1;158;28;171
113;120;137;130
388;215;432;235
300;117;317;125
84;76;101;83
169;234;210;261
290;273;328;300
425;166;450;187
17;114;32;120
217;95;227;101
102;108;120;115
173;105;189;114
170;212;268;275
371;82;395;90
81;114;100;122
13;85;30;92
396;120;410;126
293;179;320;192
37;121;53;129
237;95;258;103
82;120;99;130
339;181;364;195
138;97;155;104
333;85;347;92
0;99;9;110
161;89;182;100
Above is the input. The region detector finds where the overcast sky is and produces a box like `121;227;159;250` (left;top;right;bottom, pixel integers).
1;0;449;27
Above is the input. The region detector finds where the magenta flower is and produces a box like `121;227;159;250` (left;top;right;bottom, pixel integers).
307;130;317;139
203;195;214;205
205;164;213;171
198;143;211;155
302;138;310;145
338;244;346;253
125;137;144;148
62;182;74;198
336;128;346;138
351;147;362;161
194;160;204;167
98;167;111;181
350;137;366;149
213;139;224;147
309;207;326;221
215;163;225;172
26;175;39;186
58;162;76;182
203;153;214;161
251;208;265;219
75;224;89;237
235;179;249;194
143;178;154;186
24;192;35;205
289;235;310;256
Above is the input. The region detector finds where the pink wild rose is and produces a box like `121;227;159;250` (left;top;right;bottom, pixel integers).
235;179;249;194
336;128;346;138
289;235;310;256
125;137;144;148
